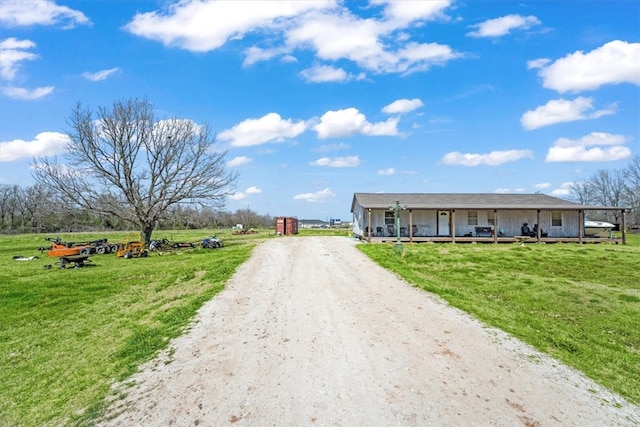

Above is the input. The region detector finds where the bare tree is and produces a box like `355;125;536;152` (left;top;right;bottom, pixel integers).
18;184;53;232
623;155;640;225
233;208;272;229
33;98;238;242
569;180;595;205
0;185;17;230
588;169;626;223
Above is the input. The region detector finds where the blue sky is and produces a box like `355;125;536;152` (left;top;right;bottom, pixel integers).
1;0;638;221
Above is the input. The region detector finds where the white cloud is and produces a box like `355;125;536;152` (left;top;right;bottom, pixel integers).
382;98;423;114
376;0;451;24
0;38;54;99
0;38;37;80
227;156;253;167
309;156;360;167
521;97;616;130
392;42;460;74
243;47;308;67
300;65;350;82
125;1;460;75
82;68;120;82
554;132;627;148
285;12;385;65
243;46;287;66
441;149;534;166
545;132;631;162
219;113;306;147
314;142;349;152
288;2;458;73
378;168;395;175
534;40;640;93
293;187;335;203
534;182;552;189
0;0;90;28
467;14;540;38
313;107;399;139
229;186;262;201
527;58;551;70
494;188;526;194
1;86;54;100
0;131;70;162
551;182;574;197
125;1;332;52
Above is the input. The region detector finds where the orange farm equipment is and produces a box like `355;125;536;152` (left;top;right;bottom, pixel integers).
43;238;91;257
116;233;148;258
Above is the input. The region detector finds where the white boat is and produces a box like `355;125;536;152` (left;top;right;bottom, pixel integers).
584;219;615;237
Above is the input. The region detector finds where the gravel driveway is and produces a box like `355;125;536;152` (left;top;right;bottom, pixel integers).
99;237;639;426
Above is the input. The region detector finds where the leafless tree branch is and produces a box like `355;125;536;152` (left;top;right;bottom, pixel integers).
33;98;238;242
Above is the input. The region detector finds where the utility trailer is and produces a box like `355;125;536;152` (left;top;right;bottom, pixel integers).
58;254;91;268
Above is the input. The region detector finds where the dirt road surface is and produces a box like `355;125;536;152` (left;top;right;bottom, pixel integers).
100;237;639;426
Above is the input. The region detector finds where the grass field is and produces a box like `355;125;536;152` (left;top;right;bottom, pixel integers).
0;229;262;426
1;229;638;426
358;234;640;405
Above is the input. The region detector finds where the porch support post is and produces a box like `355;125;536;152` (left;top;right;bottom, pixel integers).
391;200;406;253
622;209;627;245
367;208;372;243
409;209;413;244
579;210;583;244
493;209;498;243
536;210;541;241
451;210;456;243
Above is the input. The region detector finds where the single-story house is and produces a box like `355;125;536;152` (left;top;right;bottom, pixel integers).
351;193;628;244
299;219;330;229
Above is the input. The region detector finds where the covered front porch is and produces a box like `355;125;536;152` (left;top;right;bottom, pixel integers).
365;234;624;245
351;193;628;245
356;206;628;245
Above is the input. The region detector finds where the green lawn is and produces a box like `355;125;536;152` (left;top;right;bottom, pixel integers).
358;234;640;404
0;230;259;427
298;227;353;237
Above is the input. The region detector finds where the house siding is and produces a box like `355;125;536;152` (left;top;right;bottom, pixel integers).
411;211;437;236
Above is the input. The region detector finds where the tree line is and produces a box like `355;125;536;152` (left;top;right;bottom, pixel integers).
569;155;640;226
0;183;274;234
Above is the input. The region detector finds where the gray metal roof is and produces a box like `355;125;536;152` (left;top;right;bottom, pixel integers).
300;219;328;224
351;193;620;212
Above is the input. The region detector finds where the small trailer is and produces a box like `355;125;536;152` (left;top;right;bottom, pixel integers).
59;254;91;268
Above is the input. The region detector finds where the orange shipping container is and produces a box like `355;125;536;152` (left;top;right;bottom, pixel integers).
275;217;298;235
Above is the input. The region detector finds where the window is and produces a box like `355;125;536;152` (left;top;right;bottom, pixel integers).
551;211;562;226
487;210;495;226
385;211;395;225
468;210;478;226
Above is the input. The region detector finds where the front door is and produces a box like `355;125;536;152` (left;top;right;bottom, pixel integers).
438;211;450;236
